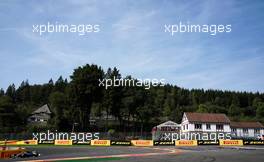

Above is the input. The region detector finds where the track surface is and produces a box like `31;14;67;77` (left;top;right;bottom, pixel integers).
1;146;264;162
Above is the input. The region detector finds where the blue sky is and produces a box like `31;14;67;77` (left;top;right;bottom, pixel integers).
0;0;263;92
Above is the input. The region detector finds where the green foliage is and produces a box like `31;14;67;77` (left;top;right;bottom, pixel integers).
0;96;18;132
197;104;209;113
228;104;240;116
256;102;264;120
0;64;263;133
69;64;104;130
108;129;115;134
0;88;4;96
5;84;16;101
49;91;70;131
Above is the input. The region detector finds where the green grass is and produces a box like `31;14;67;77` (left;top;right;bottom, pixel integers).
58;157;122;162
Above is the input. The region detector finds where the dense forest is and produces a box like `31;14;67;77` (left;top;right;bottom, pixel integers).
0;64;264;134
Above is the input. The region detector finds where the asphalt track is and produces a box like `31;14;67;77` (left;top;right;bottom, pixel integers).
1;146;264;162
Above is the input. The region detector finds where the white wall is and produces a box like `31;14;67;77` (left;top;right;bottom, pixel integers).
224;124;231;132
233;128;264;138
261;129;264;136
181;122;231;133
249;129;254;137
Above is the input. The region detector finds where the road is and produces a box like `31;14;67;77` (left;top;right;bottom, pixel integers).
1;146;264;162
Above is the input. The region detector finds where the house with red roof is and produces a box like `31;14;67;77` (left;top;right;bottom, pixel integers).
181;112;264;140
231;121;264;139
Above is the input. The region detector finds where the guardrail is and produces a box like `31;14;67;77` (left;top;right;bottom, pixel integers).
1;139;264;159
1;139;264;147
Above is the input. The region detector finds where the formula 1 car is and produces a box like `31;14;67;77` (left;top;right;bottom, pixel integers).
11;150;40;158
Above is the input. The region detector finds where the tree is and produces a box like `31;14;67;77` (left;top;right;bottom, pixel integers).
197;104;209;113
54;76;68;92
48;79;54;85
0;63;264;133
6;84;16;102
121;83;136;132
231;95;240;107
0;96;17;132
228;95;241;117
0;88;4;96
69;64;104;131
253;97;262;108
255;100;264;120
228;104;240;117
49;91;69;131
16;80;30;103
40;80;54;104
134;88;153;135
108;68;123;125
164;91;175;119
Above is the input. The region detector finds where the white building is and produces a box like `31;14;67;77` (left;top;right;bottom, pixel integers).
181;112;231;139
180;112;264;140
152;121;181;140
231;122;264;139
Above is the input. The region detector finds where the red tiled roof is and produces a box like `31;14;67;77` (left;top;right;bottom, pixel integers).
230;122;264;128
185;112;230;123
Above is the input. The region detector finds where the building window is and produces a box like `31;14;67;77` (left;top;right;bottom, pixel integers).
243;128;248;133
206;124;211;130
255;129;260;134
216;124;223;130
195;124;202;129
232;128;236;132
186;124;188;130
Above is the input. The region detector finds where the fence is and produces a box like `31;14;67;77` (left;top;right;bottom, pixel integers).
0;132;152;141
